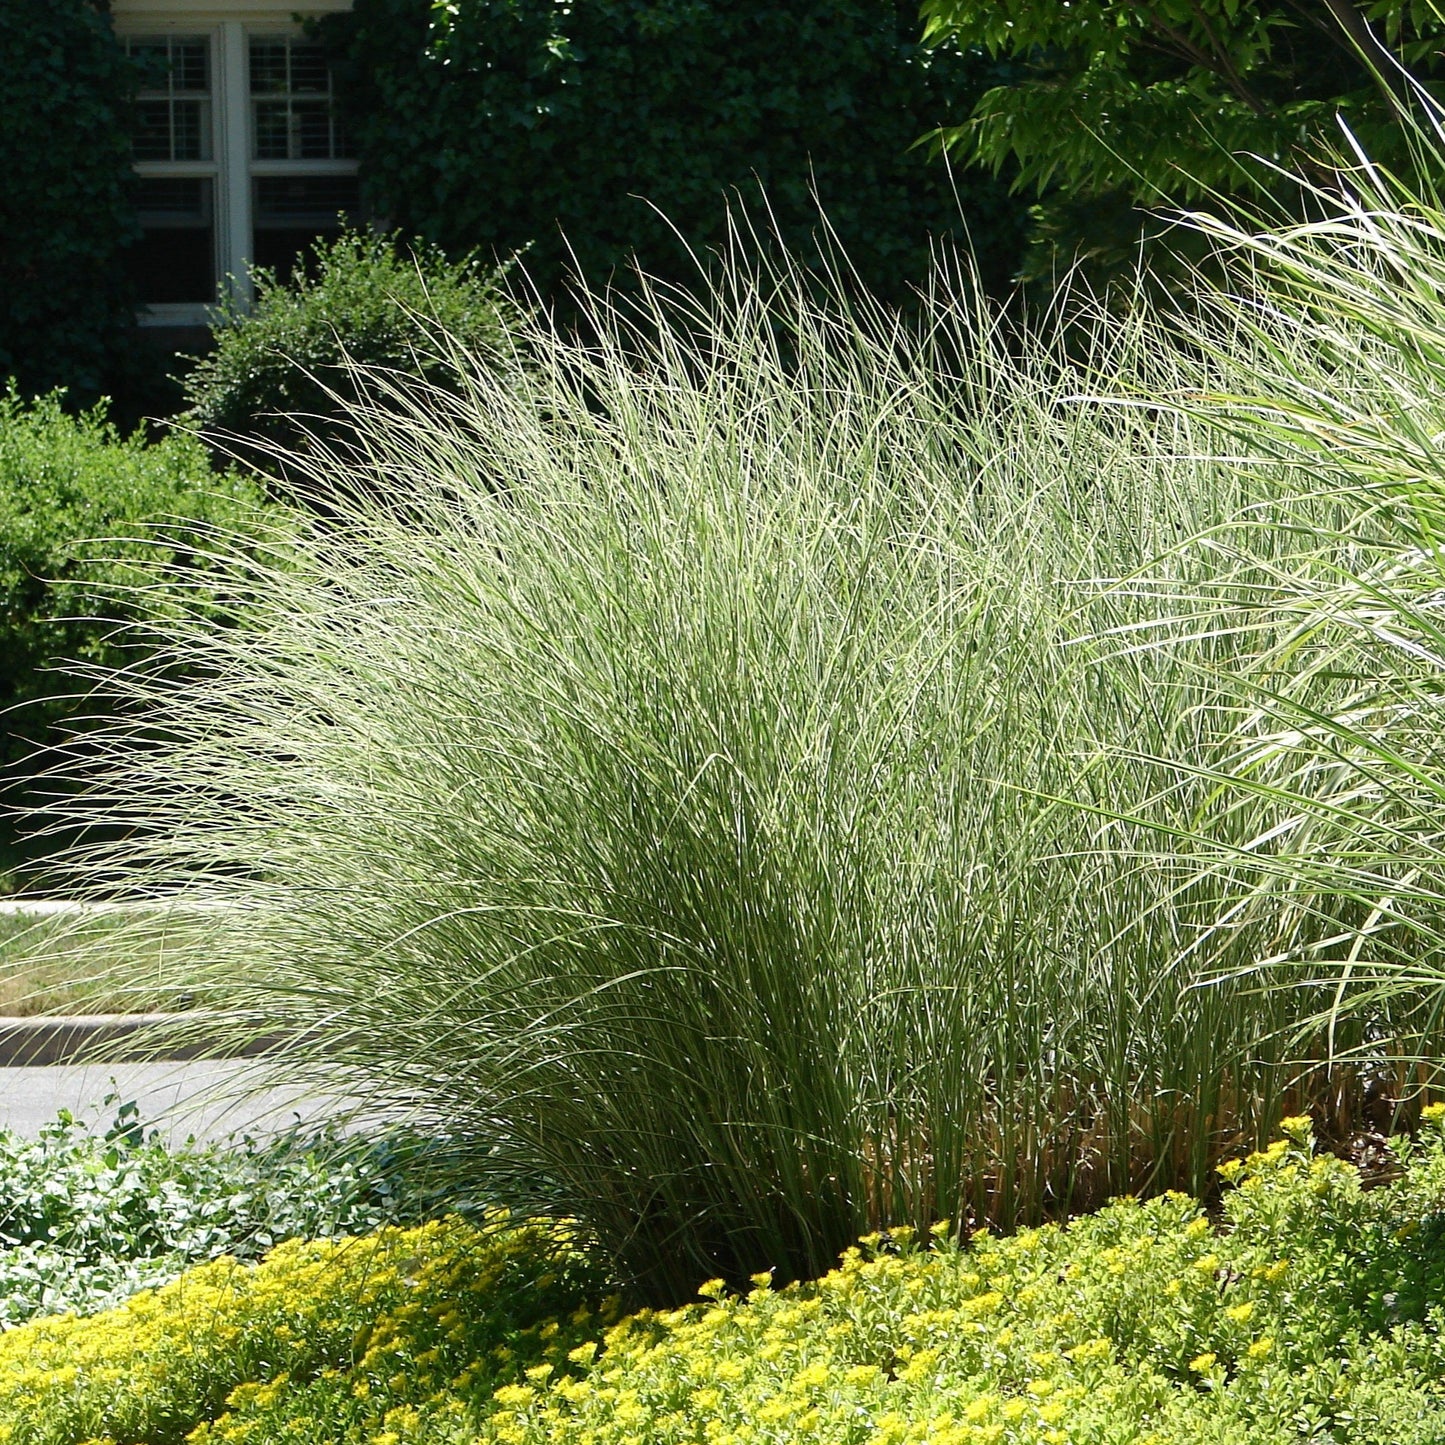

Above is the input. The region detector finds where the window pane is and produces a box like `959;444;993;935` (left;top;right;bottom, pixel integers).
249;36;349;160
135;176;210;220
293;102;332;160
171;100;209;162
126;36;211;161
249;42;288;94
253;102;291;160
289;44;330;93
254;174;360;223
253;175;360;281
128;178;215;305
171;42;209;94
132;101;174;161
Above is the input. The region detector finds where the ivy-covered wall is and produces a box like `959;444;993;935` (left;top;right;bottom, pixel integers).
0;0;140;404
319;0;1027;307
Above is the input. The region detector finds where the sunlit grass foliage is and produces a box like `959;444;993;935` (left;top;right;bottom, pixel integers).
1119;114;1445;1072
32;239;1445;1297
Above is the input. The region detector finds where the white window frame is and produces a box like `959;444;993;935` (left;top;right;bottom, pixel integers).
113;3;357;328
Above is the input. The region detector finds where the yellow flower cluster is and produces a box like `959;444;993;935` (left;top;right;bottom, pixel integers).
475;1116;1445;1445
0;1214;603;1445
473;1199;1241;1445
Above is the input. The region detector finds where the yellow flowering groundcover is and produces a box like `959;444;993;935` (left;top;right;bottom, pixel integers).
5;1116;1445;1445
0;1214;609;1445
476;1115;1445;1445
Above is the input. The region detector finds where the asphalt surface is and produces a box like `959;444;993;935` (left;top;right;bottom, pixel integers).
0;1060;350;1144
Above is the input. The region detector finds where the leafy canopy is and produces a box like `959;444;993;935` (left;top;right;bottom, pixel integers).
921;1;1445;273
0;0;140;403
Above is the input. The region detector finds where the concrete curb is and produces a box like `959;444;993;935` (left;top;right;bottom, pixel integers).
0;1015;284;1067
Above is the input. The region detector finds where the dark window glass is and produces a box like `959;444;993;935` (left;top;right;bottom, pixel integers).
289;44;329;93
132;101;174;161
171;100;205;161
127;178;215;305
252;175;360;282
172;43;209;94
254;102;290;160
249;42;288;94
126;36;211;162
294;102;332;159
248;37;352;161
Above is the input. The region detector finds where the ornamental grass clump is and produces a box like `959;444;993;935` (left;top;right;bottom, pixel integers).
32;241;1443;1298
1177;121;1445;1062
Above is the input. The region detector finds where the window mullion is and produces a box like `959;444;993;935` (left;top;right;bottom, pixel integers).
218;20;253;308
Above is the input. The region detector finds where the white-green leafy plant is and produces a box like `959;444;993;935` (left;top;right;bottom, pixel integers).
32;242;1436;1299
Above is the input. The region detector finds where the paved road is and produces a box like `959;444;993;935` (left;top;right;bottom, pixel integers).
0;1060;351;1144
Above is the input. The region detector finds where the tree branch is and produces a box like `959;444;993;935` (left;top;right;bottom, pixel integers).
1304;0;1411;120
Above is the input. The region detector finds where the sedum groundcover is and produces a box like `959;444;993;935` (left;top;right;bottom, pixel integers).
2;1118;1445;1444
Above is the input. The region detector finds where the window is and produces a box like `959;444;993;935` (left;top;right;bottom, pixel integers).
117;12;360;325
130;37;212;161
252;175;360;277
124;35;218;306
131;178;217;305
250;38;350;161
248;36;359;283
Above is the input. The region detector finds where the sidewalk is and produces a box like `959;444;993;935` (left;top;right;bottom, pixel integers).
0;1059;347;1144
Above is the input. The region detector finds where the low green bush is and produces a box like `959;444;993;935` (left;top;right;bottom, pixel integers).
0;390;278;860
0;1105;436;1328
182;228;524;473
5;1120;1445;1444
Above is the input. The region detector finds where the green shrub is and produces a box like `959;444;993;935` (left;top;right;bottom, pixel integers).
0;1;139;403
46;244;1439;1298
7;1119;1445;1445
316;0;1028;310
0;391;276;857
182;228;525;472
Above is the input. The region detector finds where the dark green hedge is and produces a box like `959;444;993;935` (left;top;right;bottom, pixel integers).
318;0;1026;308
0;1;139;404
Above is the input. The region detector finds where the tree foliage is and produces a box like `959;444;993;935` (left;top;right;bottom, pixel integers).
317;0;1027;305
0;0;140;403
921;1;1445;276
